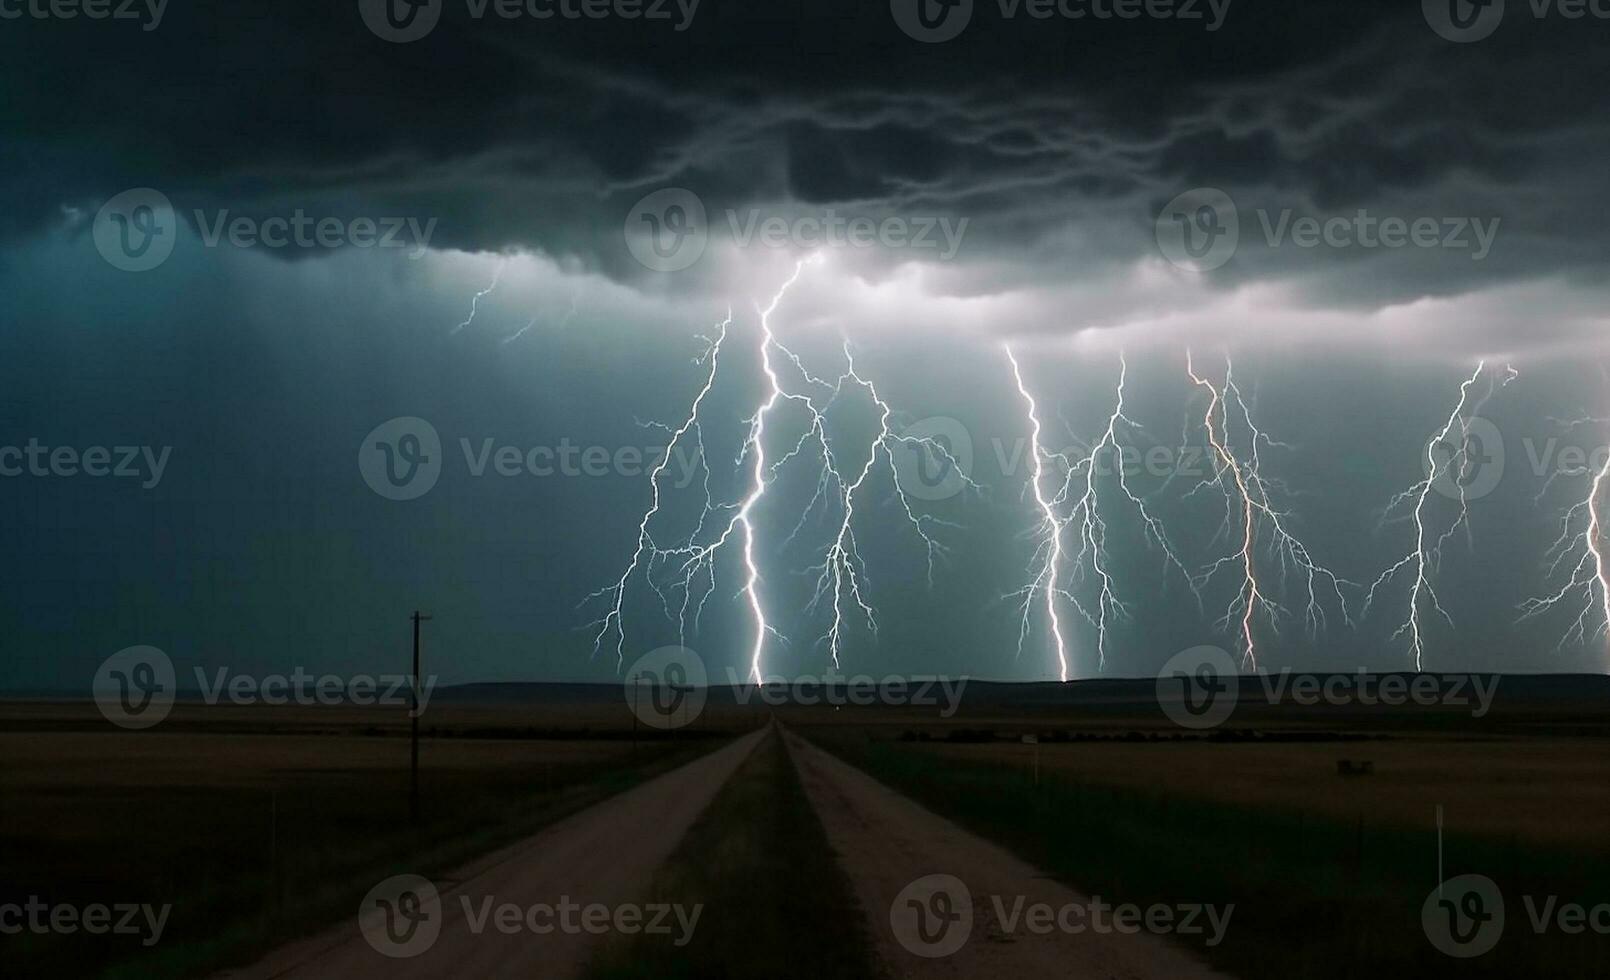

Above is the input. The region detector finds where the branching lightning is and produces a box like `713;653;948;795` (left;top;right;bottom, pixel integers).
586;256;965;681
1366;362;1515;670
1518;412;1610;659
1186;352;1356;670
803;343;975;669
571;268;1591;680
585;311;732;668
1004;348;1197;679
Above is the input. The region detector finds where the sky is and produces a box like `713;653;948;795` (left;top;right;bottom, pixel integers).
4;0;1610;689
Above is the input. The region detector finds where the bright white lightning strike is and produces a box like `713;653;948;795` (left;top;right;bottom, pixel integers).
584;311;732;667
1005;350;1199;679
730;259;817;684
1004;345;1070;681
1518;412;1610;659
1186;352;1356;670
1366;362;1515;670
587;255;962;681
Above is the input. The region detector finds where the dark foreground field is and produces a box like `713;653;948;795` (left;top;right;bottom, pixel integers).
5;673;1608;978
0;699;757;978
783;673;1610;979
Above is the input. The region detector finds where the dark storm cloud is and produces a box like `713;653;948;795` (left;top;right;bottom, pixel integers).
6;0;1610;310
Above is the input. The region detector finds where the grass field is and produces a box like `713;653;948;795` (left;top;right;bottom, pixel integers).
799;714;1610;979
0;700;754;979
900;735;1610;849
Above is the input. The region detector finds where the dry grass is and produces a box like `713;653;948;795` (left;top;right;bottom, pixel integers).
913;736;1610;851
0;700;739;978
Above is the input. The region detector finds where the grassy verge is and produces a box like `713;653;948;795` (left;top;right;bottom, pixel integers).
585;727;878;980
807;731;1610;979
5;732;726;979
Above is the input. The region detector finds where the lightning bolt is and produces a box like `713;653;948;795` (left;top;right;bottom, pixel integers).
728;259;818;684
1366;362;1515;670
1004;346;1073;681
1004;349;1198;679
1186;352;1356;670
587;254;971;680
1518;412;1610;659
803;343;975;669
586;262;816;681
584;312;732;667
449;258;507;335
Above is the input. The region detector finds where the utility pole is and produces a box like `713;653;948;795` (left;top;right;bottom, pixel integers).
630;672;641;754
410;610;432;825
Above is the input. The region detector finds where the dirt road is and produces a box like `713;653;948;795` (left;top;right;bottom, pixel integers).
220;728;766;980
784;731;1234;980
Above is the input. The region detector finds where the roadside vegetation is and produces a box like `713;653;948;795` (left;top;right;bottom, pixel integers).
806;730;1610;979
2;705;732;978
586;727;878;980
